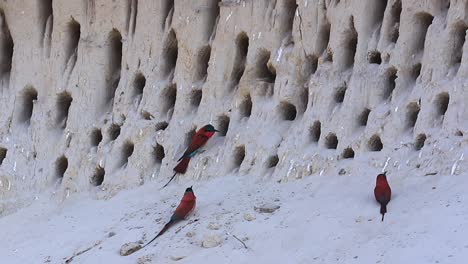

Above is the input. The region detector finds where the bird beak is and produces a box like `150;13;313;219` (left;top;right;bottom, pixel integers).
214;129;220;132
383;171;387;175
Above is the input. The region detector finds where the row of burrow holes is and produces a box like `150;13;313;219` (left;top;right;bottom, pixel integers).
0;1;463;186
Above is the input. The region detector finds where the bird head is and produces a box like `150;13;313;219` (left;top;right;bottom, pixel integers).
203;124;219;133
185;186;194;193
376;172;387;182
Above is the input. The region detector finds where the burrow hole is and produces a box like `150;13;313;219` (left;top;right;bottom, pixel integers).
411;63;422;82
368;134;383;151
90;128;103;147
413;12;434;53
229;32;249;91
217;114;230;137
56;91;73;129
334;86;347;103
232;145;246;169
161;0;174;30
91;165;105;186
64;18;80;67
318;20;331;56
304;55;318;78
0;147;7;165
368;51;381;64
375;0;388;25
255;50;276;83
154;143;165;164
310;121;321;143
155;121;169;131
265;154;279;168
141;110;153;120
108;124;121;141
280;0;298;37
205;0;220;40
162;83;177;113
106;29;122;105
325;133;338;149
239;94;252;118
358;108;371;126
55;155;68;179
0;9;13;78
161;29;178;79
384;67;397;99
279;102;297;121
185;127;197;147
194;45;211;82
450;23;468;66
455;130;463;137
189;89;202;108
435;92;449;116
342;147;355;159
343;16;358;69
38;0;53;44
414;133;426;151
120;141;134;166
18;86;38;124
388;0;402;43
405;102;420;129
133;72;146;101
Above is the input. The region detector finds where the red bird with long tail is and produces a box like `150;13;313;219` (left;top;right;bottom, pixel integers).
374;172;391;221
162;124;218;188
142;186;196;248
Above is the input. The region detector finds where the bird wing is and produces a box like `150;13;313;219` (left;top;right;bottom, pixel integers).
179;134;210;160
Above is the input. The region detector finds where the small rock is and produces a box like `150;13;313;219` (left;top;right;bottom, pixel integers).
207;222;221;230
243;213;256;221
108;231;116;237
186;231;196;237
338;169;346;175
254;203;280;214
202;234;223;248
120;242;142;256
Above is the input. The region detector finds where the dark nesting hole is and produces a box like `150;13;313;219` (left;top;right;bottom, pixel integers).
161;29;178;79
405;102;420;128
265;154;279;168
56;91;73;129
342;147;355;159
38;0;53;42
318;21;331;55
55;155;68;178
229;32;249;90
185;128;197;146
18;86;38;124
108;124;121;141
133;72;146;99
280;0;298;37
414;133;426;151
91;165;105;186
368;135;383;151
141;110;153;120
194;45;211;82
0;147;7;165
304;55;318;78
375;0;388;24
450;23;468;65
204;0;220;40
120;141;134;166
217;115;230;136
189;89;202;108
411;63;422;81
343;16;358;69
334;86;346;103
161;0;174;29
388;0;402;43
255;50;276;83
384;67;397;99
91;128;103;147
64;18;80;66
155;121;169;131
368;51;382;64
239;94;252;118
0;9;13;77
435;92;449;116
455;130;463;137
106;29;122;105
310;121;321;143
279;102;297;121
233;145;245;168
162;83;177;113
414;12;434;52
358;108;371;126
325;133;338;149
154;143;165;163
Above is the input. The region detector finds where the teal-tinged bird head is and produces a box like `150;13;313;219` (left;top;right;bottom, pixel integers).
185;186;193;193
203;124;219;132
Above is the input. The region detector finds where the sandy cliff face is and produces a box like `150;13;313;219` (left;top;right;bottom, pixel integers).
0;0;466;215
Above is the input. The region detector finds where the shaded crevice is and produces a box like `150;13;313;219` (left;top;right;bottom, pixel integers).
205;0;220;41
161;29;178;79
410;63;422;82
126;0;138;36
414;133;426;151
0;9;13;78
343;16;358;69
358;108;371;127
405;102;420;129
239;94;252;118
334;86;346;103
255;50;276;83
132;72;146;105
217;115;230;137
304;55;318;78
91;165;105;186
387;0;402;43
90;128;102;147
161;0;174;30
265;154;279;168
413;12;434;53
38;0;53;47
384;67;397;99
161;83;177;113
449;23;468;66
184;127;197;147
367;51;381;64
300;87;309;113
279;101;297;121
155;121;169;131
63;18;80;71
318;20;331;56
368;134;383;151
189;89;202;108
106;29;122;105
108;124;121;141
310;121;321;143
17;86;38;124
435;92;449;116
194;45;211;82
342;147;355;159
229;32;249;91
0;147;7;165
279;0;298;38
325;133;338;149
56;91;72;129
120;141;134;166
154;143;165;163
55;155;68;179
232;145;245;169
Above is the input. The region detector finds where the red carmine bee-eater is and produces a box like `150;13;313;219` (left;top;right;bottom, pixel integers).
142;186;197;248
162;124;218;188
374;172;392;221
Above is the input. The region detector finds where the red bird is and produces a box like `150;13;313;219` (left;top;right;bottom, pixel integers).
374;172;392;221
162;124;218;188
142;186;197;248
